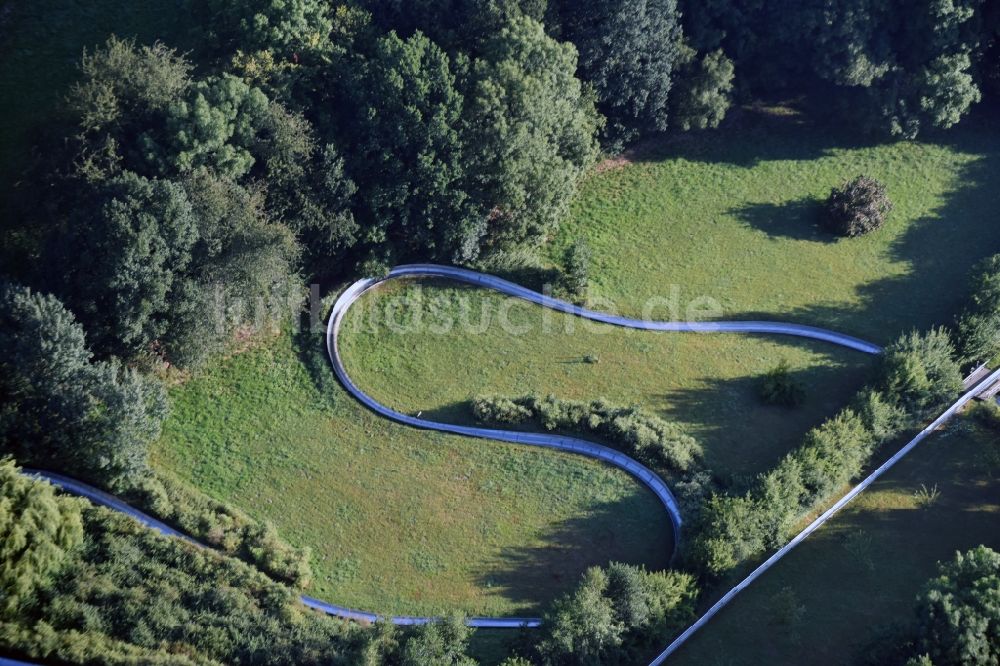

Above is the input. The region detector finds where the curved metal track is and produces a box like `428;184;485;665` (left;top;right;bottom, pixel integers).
323;263;882;625
24;263;882;634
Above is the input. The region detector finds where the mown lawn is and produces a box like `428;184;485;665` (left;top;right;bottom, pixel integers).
153;329;672;617
339;280;872;482
554;110;1000;344
337;114;1000;489
669;417;1000;666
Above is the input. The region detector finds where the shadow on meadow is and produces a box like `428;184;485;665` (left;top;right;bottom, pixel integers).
728;196;831;243
655;353;873;487
473;495;674;613
717;128;1000;344
628;104;878;168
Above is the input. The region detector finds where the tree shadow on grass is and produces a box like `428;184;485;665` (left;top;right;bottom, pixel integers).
654;350;874;489
628;103;880;168
716;135;1000;344
728;196;832;242
294;322;343;411
473;495;674;613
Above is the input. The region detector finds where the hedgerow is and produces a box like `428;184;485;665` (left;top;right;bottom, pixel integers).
471;394;703;474
688;328;963;576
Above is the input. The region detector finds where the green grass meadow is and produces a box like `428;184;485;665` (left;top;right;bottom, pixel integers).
669;418;1000;666
339;280;872;482
158;113;1000;619
555;110;1000;344
153;330;672;617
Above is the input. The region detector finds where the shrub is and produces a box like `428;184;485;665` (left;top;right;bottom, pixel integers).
127;472;313;588
470;395;533;424
561;238;591;300
793;409;875;498
954;254;1000;364
471;394;703;474
823;175;893;237
875;328;962;415
758;360;806;407
853;389;907;445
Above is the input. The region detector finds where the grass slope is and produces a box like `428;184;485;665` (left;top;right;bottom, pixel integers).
669;418;1000;665
153;330;672;617
339;280;872;482
556;110;1000;343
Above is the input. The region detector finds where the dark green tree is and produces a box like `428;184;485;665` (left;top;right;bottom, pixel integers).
192;0;335;58
346;30;474;261
914;546;1000;665
0;284;167;491
549;0;683;147
669;45;734;131
154;74;272;179
67;37;354;273
463;14;600;254
56;172;198;360
70;37;193;182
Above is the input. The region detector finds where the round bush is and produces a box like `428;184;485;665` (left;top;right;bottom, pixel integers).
824;175;893;237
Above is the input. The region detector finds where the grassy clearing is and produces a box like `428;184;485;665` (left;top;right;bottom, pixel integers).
153;329;672;617
669;417;1000;666
339;280;872;482
555;111;1000;344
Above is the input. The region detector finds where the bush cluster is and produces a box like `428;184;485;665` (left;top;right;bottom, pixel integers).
1;474;354;665
689;328;961;576
471;394;703;474
969;401;1000;432
129;473;312;588
534;563;698;665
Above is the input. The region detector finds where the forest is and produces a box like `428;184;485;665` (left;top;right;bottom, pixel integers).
2;0;1000;664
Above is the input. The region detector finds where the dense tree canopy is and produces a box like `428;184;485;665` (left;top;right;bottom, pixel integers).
0;284;166;491
913;546;1000;665
679;0;992;137
548;0;683;147
462;14;601;252
345;30;472;261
